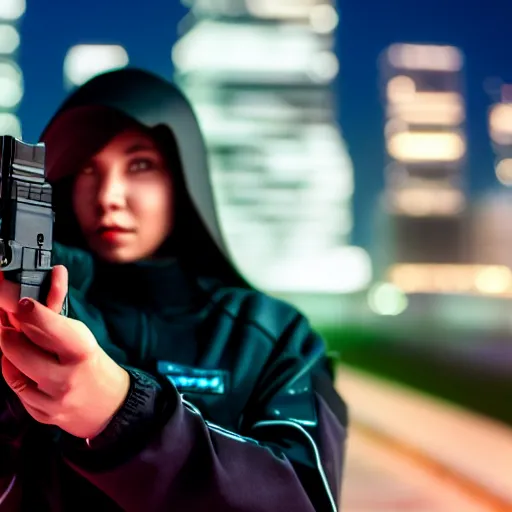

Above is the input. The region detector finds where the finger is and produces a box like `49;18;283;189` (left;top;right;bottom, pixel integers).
0;308;20;331
0;327;64;394
0;273;22;313
13;299;93;363
45;266;68;313
22;402;55;425
9;321;62;355
0;308;9;327
1;356;54;423
1;353;35;394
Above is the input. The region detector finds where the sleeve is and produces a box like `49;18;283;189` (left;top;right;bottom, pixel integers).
58;313;347;512
0;376;29;509
243;318;348;511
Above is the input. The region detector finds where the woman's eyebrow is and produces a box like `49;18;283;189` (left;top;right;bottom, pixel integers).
124;142;155;154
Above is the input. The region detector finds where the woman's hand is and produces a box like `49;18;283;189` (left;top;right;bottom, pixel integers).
0;266;130;440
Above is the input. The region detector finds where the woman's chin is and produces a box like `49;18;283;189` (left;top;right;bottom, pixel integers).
88;236;164;264
94;246;147;264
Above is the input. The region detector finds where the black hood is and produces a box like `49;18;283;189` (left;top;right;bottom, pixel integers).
40;68;248;289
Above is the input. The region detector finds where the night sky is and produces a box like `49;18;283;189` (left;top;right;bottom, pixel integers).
16;0;512;249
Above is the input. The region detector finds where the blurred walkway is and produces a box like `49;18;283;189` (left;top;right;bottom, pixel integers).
336;367;512;512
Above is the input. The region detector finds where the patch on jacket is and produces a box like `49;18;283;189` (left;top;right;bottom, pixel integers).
157;361;228;395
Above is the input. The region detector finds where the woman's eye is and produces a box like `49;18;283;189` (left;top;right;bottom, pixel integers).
129;159;156;173
81;166;95;176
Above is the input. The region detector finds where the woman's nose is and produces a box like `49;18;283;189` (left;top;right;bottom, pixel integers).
96;174;127;211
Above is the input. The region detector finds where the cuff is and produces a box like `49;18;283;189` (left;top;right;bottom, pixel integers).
59;366;178;471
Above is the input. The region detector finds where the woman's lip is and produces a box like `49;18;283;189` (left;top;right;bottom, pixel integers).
97;226;135;234
96;228;136;243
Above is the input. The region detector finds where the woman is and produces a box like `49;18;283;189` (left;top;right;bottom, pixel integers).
0;69;347;511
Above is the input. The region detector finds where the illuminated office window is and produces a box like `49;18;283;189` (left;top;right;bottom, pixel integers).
0;112;21;137
387;44;463;72
0;60;23;108
0;0;26;21
0;24;20;54
63;44;129;89
246;0;319;20
309;4;339;34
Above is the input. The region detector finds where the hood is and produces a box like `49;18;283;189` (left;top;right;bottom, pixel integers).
40;68;248;289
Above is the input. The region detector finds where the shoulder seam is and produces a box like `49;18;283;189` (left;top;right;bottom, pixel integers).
203;286;298;345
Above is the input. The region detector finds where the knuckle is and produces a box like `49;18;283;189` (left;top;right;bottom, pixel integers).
56;392;77;413
10;379;28;394
52;381;72;399
43;374;72;397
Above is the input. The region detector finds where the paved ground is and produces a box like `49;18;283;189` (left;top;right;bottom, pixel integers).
336;367;512;512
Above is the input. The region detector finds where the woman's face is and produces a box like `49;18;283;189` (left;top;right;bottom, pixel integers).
72;129;174;263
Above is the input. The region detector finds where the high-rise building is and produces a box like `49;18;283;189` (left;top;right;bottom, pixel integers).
378;43;475;294
0;0;26;138
172;0;371;293
470;84;512;274
379;74;512;299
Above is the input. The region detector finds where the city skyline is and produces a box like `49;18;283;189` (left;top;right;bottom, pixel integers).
9;0;512;251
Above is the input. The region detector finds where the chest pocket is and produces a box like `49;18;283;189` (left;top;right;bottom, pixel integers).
156;360;243;430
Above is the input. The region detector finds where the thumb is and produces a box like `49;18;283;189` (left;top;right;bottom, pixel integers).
13;299;94;362
45;266;68;314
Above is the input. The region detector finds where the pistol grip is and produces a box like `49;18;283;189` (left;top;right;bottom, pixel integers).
7;268;68;317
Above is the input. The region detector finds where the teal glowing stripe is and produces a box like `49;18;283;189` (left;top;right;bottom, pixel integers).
157;361;228;395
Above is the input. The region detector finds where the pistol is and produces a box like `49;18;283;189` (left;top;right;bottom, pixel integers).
0;135;66;314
